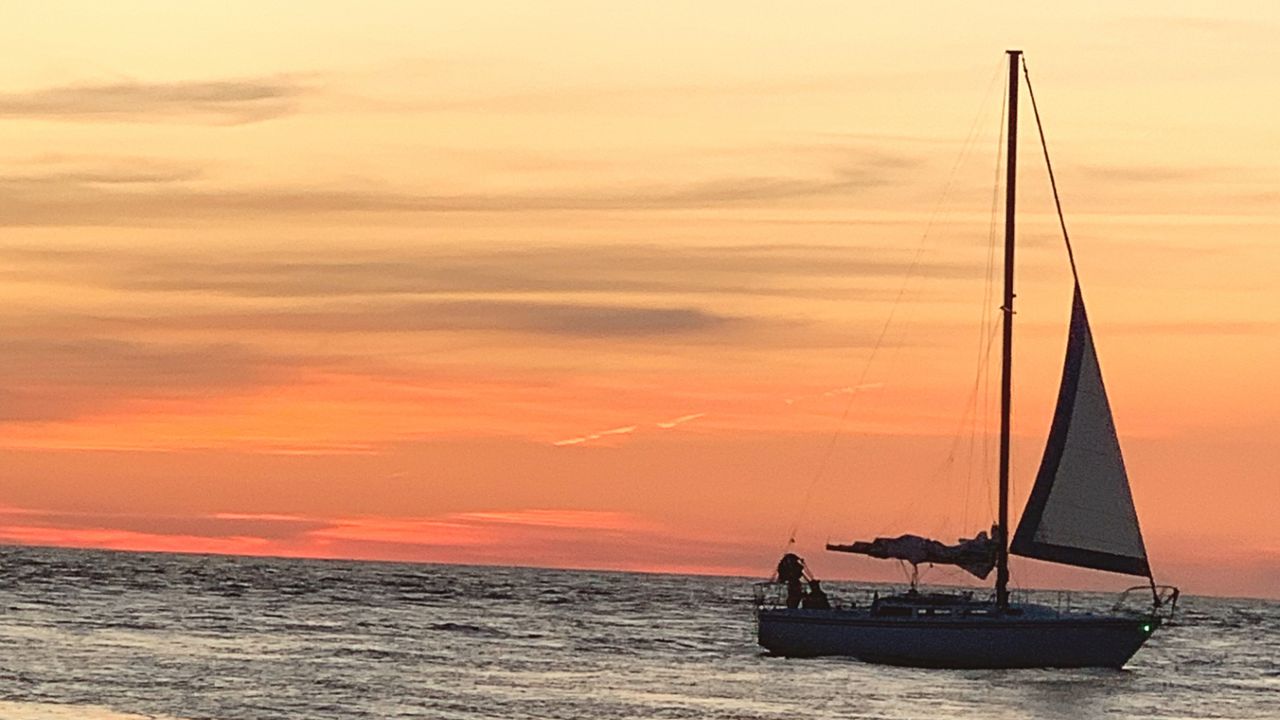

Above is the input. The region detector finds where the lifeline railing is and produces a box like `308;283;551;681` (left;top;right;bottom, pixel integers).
753;581;883;610
1113;584;1181;620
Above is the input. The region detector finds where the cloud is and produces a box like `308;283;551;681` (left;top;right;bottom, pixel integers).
1078;164;1242;184
0;338;311;423
1;168;202;185
0;151;914;226
0;338;284;391
445;509;648;531
398;72;918;115
1112;321;1280;336
0;525;277;557
210;512;312;522
0;76;311;124
0;505;766;576
0;243;975;300
0;506;676;564
0;239;931;427
0;506;330;541
166;300;737;338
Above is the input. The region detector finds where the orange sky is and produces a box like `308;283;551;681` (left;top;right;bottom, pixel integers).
0;3;1277;599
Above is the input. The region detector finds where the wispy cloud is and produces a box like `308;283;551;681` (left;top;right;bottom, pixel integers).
1113;321;1280;336
0;338;317;423
0;243;975;300
0;525;278;557
446;509;648;531
0;154;915;226
0;167;202;185
0;76;311;124
398;72;924;115
0;503;770;575
1079;164;1247;184
210;512;312;522
154;300;738;338
0;506;330;541
0;506;742;571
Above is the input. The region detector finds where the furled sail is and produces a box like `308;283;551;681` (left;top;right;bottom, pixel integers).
827;530;998;579
1011;285;1150;576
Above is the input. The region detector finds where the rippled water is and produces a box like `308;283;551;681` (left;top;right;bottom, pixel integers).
0;546;1274;719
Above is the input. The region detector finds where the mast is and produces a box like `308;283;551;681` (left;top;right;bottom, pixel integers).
996;49;1020;610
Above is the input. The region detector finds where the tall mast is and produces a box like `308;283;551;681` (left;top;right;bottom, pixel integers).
996;49;1020;610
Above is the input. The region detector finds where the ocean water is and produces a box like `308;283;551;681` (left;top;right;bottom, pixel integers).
0;547;1274;720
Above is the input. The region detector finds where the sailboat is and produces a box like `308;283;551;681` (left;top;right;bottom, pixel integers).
755;51;1179;669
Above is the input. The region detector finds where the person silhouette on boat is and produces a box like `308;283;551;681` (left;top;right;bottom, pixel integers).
801;580;830;610
786;582;805;609
776;553;807;609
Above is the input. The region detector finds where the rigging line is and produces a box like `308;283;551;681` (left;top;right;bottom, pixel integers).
969;79;1008;532
1022;57;1079;285
871;56;1006;390
783;57;1007;550
926;315;1000;529
890;61;1009;540
924;318;1000;540
964;320;1002;528
981;75;1008;521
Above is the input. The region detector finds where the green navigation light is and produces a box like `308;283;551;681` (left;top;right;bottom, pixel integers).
1141;623;1152;633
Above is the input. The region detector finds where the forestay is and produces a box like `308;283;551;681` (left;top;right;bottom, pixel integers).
1011;285;1151;576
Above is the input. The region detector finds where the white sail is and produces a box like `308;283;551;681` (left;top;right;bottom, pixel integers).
1010;285;1151;576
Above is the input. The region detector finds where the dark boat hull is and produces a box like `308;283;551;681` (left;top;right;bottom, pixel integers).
757;607;1158;668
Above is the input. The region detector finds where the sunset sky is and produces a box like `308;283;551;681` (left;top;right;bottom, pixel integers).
0;2;1277;599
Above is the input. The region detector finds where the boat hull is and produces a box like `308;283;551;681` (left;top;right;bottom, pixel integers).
757;607;1158;668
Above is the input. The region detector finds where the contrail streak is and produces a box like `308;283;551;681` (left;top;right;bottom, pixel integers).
552;424;639;446
656;413;706;429
553;414;709;447
784;382;883;405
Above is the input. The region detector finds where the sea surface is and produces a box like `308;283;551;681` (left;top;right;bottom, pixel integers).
0;546;1273;720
